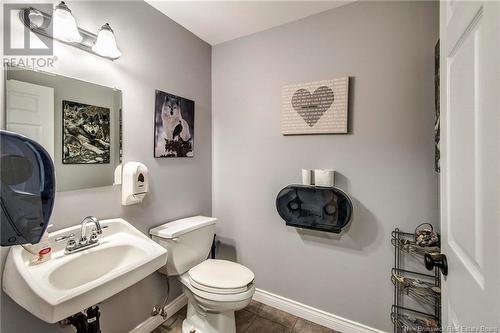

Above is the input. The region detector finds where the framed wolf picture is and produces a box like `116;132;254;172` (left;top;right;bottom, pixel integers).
62;100;111;164
154;90;195;158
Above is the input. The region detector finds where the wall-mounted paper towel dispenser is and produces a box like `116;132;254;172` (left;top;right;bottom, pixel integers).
0;130;55;246
276;184;353;234
122;162;149;206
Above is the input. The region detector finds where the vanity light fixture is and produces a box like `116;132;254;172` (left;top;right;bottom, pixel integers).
19;2;121;60
92;23;122;59
52;1;82;43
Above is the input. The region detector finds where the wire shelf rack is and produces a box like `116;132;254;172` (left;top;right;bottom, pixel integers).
391;305;440;333
391;230;440;259
392;228;441;333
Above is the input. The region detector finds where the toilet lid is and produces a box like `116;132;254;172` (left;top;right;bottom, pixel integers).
188;259;254;294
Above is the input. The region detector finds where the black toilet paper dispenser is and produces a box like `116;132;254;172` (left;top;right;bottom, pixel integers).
276;184;353;233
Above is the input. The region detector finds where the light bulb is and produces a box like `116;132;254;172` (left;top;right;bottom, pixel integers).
92;23;121;59
52;1;82;43
28;10;44;28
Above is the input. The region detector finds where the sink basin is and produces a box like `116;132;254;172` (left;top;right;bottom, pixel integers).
2;218;167;323
48;244;147;290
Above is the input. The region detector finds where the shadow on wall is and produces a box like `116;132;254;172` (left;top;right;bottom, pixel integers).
348;77;356;134
296;172;380;251
214;236;238;262
215;172;381;257
0;293;69;333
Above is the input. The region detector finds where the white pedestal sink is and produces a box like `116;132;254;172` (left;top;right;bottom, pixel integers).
2;218;167;323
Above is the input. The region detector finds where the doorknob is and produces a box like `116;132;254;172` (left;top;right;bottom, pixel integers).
424;252;448;276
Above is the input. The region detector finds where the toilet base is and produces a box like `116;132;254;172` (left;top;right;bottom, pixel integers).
177;273;254;333
182;299;236;333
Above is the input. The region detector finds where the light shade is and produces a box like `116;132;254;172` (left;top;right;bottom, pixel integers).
92;23;121;60
52;1;82;43
27;10;45;29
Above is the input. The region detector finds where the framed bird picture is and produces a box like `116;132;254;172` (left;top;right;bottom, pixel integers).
154;90;195;158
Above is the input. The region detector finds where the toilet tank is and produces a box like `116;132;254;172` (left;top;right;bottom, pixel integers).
150;216;216;276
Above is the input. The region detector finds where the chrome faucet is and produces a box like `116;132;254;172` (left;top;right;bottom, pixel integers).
56;216;103;254
80;216;102;244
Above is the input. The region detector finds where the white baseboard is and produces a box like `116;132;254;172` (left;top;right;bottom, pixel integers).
129;293;187;333
253;288;386;333
128;288;385;333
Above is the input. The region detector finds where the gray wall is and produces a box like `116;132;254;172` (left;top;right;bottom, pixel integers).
1;1;211;332
6;69;122;192
212;1;438;331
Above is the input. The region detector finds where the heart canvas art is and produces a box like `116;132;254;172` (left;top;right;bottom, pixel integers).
282;77;349;135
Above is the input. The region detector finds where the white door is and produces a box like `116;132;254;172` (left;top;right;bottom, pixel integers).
440;0;499;329
6;79;55;158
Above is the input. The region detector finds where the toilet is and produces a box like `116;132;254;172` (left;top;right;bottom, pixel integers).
150;216;255;333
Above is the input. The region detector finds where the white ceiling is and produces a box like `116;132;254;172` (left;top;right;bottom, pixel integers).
146;1;354;45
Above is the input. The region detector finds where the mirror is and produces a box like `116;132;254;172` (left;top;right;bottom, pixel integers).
4;67;122;192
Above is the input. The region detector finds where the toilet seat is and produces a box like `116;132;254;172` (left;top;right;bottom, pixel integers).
179;273;255;304
188;259;255;295
189;279;249;295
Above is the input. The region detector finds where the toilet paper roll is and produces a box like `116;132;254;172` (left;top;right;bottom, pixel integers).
314;169;335;187
302;169;312;185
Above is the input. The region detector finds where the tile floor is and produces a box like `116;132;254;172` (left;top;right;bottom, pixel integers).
152;300;338;333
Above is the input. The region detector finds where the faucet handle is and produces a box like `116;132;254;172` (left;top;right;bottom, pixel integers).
66;236;77;251
89;228;99;243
